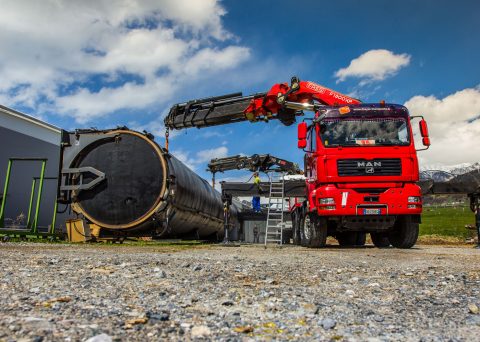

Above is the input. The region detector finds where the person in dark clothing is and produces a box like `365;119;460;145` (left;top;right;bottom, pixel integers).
253;225;259;243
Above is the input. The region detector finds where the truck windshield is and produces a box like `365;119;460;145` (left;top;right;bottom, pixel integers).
319;117;410;147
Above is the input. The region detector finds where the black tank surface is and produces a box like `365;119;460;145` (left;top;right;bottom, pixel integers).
74;133;167;227
60;129;232;238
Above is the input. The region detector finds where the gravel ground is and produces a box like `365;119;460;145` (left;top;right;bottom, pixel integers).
0;243;479;341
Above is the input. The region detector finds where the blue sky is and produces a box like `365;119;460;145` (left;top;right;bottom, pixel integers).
1;0;479;182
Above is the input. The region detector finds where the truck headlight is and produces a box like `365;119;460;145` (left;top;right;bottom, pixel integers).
319;198;335;205
408;196;421;203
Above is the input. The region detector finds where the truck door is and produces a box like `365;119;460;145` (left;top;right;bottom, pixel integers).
304;125;317;181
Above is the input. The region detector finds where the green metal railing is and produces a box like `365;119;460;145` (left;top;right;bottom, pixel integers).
0;158;59;237
27;177;58;234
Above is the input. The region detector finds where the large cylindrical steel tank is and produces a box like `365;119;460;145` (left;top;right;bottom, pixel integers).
59;129;234;238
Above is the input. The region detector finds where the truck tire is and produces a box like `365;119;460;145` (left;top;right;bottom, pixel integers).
292;212;301;245
337;232;366;246
356;232;367;246
301;214;328;248
389;216;419;249
370;232;390;248
337;232;355;246
282;229;293;244
300;214;312;247
310;216;328;248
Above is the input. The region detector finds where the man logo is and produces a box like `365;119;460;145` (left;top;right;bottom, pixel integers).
356;160;381;174
357;161;382;167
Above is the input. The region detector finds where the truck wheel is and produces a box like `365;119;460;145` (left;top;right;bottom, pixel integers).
292;212;301;245
370;232;390;248
309;216;328;248
300;214;312;247
282;229;293;244
337;232;365;246
356;232;366;246
389;216;419;249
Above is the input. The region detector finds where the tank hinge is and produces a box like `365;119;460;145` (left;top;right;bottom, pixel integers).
60;167;106;191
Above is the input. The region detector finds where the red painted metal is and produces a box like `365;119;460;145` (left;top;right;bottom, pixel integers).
300;106;423;220
244;81;361;119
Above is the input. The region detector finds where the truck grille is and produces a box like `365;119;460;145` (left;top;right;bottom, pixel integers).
337;159;401;176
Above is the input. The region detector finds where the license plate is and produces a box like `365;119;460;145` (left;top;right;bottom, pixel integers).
363;208;381;215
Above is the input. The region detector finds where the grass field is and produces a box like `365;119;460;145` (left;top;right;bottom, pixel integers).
420;206;475;238
0;207;476;243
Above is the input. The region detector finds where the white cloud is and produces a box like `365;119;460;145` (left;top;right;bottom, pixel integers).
195;146;228;163
404;86;480;166
335;49;411;84
171;146;228;171
0;0;250;123
172;150;197;171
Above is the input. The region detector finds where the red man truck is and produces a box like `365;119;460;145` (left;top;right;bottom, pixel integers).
165;76;431;248
294;102;430;248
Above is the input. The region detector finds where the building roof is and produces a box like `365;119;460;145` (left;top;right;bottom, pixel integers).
0;104;61;145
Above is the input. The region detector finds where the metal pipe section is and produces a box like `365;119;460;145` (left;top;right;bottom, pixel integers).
59;129;236;238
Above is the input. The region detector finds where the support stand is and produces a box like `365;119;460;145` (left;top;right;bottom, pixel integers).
221;193;239;246
223;198;230;244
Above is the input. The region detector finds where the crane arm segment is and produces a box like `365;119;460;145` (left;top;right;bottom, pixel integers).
164;76;361;130
207;154;302;175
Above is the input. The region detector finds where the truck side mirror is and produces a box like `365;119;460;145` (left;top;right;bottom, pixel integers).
419;119;430;146
298;122;307;149
419;119;429;138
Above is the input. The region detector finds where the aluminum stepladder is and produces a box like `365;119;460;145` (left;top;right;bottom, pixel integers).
264;172;285;247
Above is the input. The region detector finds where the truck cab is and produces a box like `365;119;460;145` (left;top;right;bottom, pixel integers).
295;103;430;248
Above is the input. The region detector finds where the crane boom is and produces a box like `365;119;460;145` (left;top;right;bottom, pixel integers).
164;92;267;130
164;76;360;130
207;154;302;175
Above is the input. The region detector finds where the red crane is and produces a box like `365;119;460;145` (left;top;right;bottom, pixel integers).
164;76;360;133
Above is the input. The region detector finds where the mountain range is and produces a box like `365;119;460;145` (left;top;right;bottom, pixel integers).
420;162;480;182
